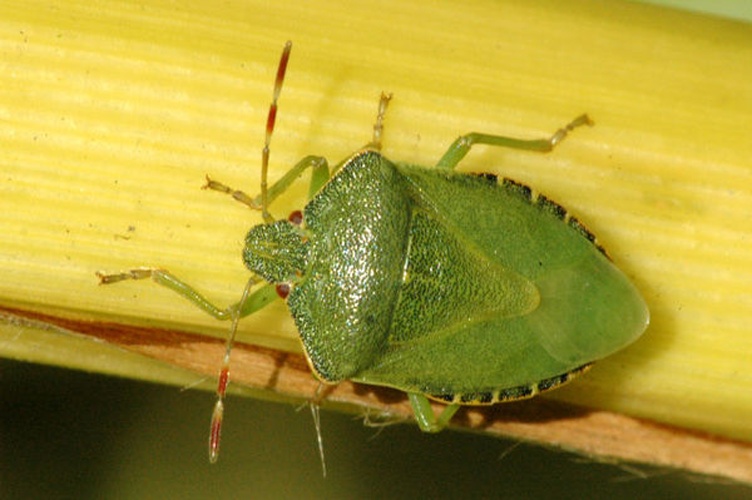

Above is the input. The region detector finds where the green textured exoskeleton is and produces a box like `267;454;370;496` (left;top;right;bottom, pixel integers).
251;145;648;431
98;42;648;460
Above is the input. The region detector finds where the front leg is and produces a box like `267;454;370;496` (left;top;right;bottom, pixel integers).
203;155;329;217
96;268;279;320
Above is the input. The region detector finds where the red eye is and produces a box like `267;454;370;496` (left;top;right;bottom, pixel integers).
276;283;290;299
288;210;303;225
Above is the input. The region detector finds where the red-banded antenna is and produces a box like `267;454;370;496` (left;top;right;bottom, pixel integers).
260;40;292;223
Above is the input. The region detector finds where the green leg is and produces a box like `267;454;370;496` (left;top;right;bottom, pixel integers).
435;114;593;171
205;92;392;211
366;92;392;151
96;268;279;320
204;155;329;219
408;393;460;433
327;92;394;179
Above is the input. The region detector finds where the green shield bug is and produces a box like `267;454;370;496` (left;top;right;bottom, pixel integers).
98;41;649;462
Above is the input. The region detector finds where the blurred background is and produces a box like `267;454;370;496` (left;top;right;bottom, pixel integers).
3;358;751;498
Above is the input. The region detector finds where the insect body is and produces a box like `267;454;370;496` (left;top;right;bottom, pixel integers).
98;41;649;460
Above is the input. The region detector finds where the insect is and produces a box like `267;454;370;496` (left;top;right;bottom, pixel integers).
98;41;649;462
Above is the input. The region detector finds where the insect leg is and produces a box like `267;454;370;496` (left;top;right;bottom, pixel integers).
97;269;278;462
203;155;329;214
408;393;460;433
96;268;278;320
367;92;392;151
434;114;593;170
